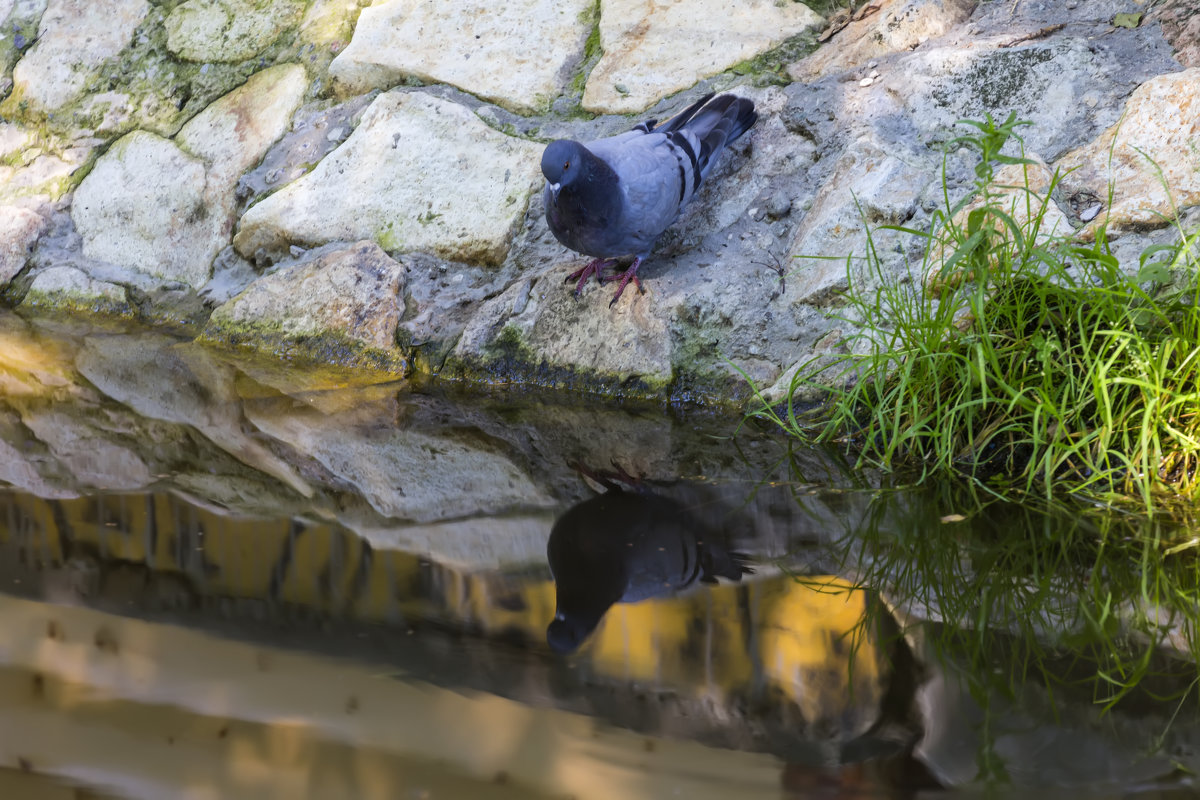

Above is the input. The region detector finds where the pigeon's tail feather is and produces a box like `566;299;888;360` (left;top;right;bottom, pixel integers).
679;95;757;180
702;548;756;583
655;93;717;135
725;99;758;144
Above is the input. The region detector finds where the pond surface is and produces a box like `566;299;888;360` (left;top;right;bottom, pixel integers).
1;308;1199;799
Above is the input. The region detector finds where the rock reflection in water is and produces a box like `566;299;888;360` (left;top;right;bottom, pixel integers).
546;469;753;653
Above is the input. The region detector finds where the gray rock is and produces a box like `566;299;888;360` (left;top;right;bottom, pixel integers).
895;11;1181;162
234;94;375;212
785;134;929;306
455;261;676;389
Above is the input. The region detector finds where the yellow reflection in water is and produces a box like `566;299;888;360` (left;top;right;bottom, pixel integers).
0;594;785;800
0;324;80;399
1;491;884;736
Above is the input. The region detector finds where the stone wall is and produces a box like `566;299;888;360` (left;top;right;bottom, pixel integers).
0;0;1197;406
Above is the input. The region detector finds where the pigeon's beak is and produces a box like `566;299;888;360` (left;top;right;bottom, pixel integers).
549;182;561;204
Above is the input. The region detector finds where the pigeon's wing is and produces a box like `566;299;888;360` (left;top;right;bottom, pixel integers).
588;131;694;256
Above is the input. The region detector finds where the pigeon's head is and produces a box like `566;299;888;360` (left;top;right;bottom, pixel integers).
541;139;587;201
546;611;598;654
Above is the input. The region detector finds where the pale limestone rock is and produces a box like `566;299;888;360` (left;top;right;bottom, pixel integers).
21;266;130;313
177;63;309;186
0;123;31;158
243;398;554;523
204;241;407;368
0;206;44;286
72;65;306;289
234;90;543;266
583;0;821;114
10;0;149;112
1149;0;1200;69
165;0;304;62
0;152;89;204
1056;68;1200;235
329;0;592;114
297;0;359;49
788;0;977;82
72;131;219;288
0;122;95;205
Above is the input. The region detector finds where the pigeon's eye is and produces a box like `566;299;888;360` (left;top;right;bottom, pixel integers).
563;160;570;171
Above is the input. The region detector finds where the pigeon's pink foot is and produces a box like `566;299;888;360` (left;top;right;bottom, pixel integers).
602;257;645;307
566;258;616;297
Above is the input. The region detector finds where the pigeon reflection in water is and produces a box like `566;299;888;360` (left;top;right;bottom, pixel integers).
546;477;754;654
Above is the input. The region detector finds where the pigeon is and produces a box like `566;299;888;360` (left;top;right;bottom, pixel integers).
545;481;754;654
540;93;758;306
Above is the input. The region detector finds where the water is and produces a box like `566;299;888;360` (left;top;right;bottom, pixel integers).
1;308;1199;799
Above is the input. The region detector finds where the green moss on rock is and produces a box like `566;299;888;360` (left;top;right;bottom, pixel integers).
433;323;679;405
199;323;409;374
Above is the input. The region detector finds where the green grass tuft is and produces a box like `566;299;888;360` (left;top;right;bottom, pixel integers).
751;113;1200;509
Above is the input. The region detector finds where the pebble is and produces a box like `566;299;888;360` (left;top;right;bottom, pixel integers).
859;77;874;87
765;192;792;219
1080;203;1102;222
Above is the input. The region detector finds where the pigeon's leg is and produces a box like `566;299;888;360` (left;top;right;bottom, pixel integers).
565;258;616;297
602;257;645;307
